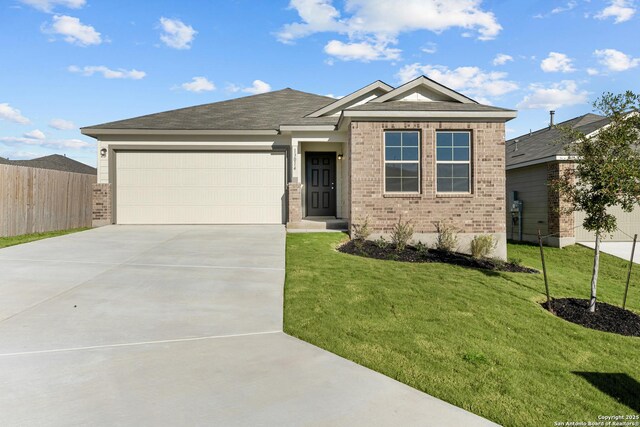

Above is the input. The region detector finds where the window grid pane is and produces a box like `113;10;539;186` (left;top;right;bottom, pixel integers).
436;132;471;193
384;131;420;193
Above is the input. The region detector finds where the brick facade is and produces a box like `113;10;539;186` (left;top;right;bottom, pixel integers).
348;121;507;258
547;161;575;246
92;183;112;227
287;182;302;224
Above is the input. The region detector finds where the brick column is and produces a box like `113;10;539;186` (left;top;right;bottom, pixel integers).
547;162;575;246
287;182;302;224
92;183;112;227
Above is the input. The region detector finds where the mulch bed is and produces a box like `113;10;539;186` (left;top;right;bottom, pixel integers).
543;298;640;337
338;240;538;273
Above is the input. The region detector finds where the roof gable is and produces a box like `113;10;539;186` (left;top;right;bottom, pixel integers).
371;76;476;104
305;80;393;118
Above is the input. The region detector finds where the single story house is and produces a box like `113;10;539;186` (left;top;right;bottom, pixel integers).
81;76;516;258
506;112;640;247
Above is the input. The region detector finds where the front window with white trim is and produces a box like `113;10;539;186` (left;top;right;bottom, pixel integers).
436;131;471;193
384;131;420;193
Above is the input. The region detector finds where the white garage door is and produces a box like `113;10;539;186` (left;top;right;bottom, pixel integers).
575;206;640;241
116;151;285;224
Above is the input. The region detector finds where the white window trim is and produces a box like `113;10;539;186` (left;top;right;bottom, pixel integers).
383;130;421;195
435;130;472;194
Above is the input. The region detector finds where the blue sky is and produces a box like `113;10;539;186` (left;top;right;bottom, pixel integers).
1;0;638;167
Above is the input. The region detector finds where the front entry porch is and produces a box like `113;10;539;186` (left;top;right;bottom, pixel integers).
286;138;349;231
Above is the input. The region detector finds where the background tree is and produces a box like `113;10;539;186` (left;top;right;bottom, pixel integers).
555;91;640;312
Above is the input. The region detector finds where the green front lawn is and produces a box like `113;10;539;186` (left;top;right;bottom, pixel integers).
284;233;640;426
0;228;89;249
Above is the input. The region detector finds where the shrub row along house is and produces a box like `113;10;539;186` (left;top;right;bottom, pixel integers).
82;76;516;259
506;113;640;247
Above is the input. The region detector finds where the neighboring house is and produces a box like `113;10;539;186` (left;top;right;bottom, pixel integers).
0;154;97;175
506;112;640;247
81;76;516;258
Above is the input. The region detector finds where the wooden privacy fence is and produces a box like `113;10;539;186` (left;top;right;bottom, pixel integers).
0;164;96;237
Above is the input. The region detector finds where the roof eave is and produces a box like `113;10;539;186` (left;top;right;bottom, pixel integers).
279;125;337;132
342;110;517;121
506;155;578;170
80;128;280;138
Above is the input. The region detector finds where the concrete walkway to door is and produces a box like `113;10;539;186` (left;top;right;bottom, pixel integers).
0;225;496;426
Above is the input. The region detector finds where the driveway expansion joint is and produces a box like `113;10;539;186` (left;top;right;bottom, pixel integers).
0;330;283;357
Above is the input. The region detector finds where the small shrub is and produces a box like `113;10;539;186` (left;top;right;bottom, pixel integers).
415;241;429;257
374;236;388;249
434;221;458;252
351;216;371;242
509;257;523;266
470;235;496;259
391;217;414;252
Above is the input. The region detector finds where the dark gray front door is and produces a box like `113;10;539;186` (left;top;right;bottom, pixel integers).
305;152;336;217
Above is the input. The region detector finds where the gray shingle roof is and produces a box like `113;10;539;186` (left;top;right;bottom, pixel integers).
506;113;609;168
0;154;96;175
83;89;336;131
347;101;515;112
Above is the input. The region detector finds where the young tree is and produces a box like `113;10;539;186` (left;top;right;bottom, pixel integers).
555;91;640;313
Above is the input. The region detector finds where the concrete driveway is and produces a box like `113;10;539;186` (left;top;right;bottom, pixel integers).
0;225;495;426
578;241;639;264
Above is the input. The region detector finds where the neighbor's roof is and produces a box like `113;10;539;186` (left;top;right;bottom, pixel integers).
83;89;338;132
0;154;97;175
506;113;610;169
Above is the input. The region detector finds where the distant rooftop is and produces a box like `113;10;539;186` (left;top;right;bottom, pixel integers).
0;154;96;175
506;113;609;168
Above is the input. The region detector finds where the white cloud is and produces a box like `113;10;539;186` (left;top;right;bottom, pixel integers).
69;65;146;79
0;136;93;149
19;0;85;13
159;17;196;50
586;68;600;75
594;48;640;71
551;1;577;14
517;80;589;110
44;15;102;46
492;53;513;66
277;0;502;61
540;52;576;73
242;80;272;95
181;76;215;93
278;0;345;43
421;42;437;54
0;103;31;124
324;39;400;61
595;0;636;23
396;63;519;102
24;129;46;140
49;118;75;130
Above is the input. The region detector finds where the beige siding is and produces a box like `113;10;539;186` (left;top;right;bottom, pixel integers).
115;151;285;224
575;207;640;241
506;164;548;242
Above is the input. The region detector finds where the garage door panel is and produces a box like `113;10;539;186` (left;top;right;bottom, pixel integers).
575;206;640;241
118;187;284;206
118;169;281;188
116;151;285;224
